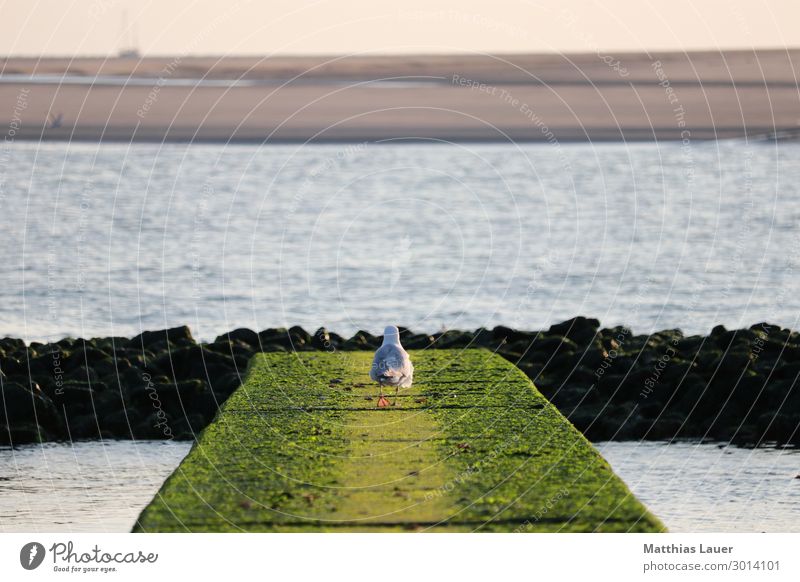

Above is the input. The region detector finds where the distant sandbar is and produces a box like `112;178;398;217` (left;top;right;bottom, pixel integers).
1;50;799;143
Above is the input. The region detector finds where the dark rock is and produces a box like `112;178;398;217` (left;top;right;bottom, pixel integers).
471;328;496;347
203;340;232;355
89;357;121;379
65;413;102;439
65;346;113;370
215;328;260;348
258;327;314;350
0;355;26;376
258;328;291;347
547;350;579;374
490;326;538;345
128;326;195;349
647;413;686;440
754;337;793;359
775;361;800;381
50;380;96;406
558;364;598;385
434;331;475;349
119;367;151;398
709;350;753;380
232;353;250;369
498;339;529;361
27;350;64;376
712;329;751;351
763;378;800;410
600;325;630;339
92;388;126;413
658;360;696;384
595;373;626;396
0;337;25;354
7;320;800;446
172;414;208;439
530;335;579;360
667;373;707;406
548;316;601;345
204;340;233;355
143;340;171;354
607;369;652;402
403;334;435;349
204;340;254;361
749;322;780;335
311;328;339;350
675;335;705;356
612;355;640;374
127;378;214;418
574;345;608;369
288;326;311;346
755;411;800;443
56;337;77;350
124;352;154;369
152;345;235;381
566;407;602;437
653;328;684;341
552;386;594;408
0;381;58;427
64;365;100;384
99;408;139;437
342;330;380;349
530;372;558;394
210;371;243;397
514;361;543;379
638;402;663;419
89;337;128;354
730;423;764;446
134;412;176;440
0;423;50;445
710;324;728;338
696;345;723;370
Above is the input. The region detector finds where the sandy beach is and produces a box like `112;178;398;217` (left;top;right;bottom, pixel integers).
2;49;799;143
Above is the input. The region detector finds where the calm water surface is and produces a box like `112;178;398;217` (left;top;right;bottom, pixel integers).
1;141;799;341
0;440;191;533
1;440;796;532
597;442;800;532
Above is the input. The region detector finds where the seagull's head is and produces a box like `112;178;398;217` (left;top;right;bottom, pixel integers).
383;325;401;345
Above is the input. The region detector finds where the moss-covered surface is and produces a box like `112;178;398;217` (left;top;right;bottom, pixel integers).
134;350;664;532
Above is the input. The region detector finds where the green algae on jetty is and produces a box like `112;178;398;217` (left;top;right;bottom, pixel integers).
134;350;663;532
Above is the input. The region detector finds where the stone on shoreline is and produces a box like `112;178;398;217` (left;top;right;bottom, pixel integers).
1;319;798;448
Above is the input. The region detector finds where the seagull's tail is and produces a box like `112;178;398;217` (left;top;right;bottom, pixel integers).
378;368;404;385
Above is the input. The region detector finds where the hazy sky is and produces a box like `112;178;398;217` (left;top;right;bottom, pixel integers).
3;0;799;56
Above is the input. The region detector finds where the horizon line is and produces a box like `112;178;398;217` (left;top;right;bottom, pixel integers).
3;46;800;61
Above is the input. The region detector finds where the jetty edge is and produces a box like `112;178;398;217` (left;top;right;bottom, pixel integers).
135;349;664;532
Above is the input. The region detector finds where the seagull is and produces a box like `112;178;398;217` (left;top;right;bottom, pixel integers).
370;325;414;407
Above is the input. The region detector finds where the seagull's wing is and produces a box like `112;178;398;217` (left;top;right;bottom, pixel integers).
370;344;414;386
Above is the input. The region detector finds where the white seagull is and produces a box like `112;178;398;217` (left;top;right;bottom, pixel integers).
369;325;414;407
